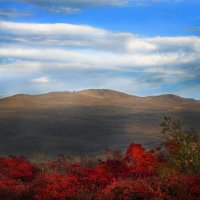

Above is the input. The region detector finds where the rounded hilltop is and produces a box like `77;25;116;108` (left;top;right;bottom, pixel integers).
77;89;133;98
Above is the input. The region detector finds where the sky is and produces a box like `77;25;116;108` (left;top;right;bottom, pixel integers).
0;0;200;99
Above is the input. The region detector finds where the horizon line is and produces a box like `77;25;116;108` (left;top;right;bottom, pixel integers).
0;89;198;101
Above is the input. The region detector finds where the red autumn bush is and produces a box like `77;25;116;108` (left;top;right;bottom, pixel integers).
0;142;199;200
124;143;159;176
101;179;157;200
0;178;32;200
0;156;38;200
34;173;80;200
96;159;131;179
0;156;38;182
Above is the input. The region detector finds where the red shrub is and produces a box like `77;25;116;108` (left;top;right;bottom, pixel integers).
101;179;157;200
0;156;38;182
0;142;199;200
77;167;113;194
96;159;131;179
0;156;38;199
186;175;200;200
0;178;31;200
124;144;160;176
34;173;80;200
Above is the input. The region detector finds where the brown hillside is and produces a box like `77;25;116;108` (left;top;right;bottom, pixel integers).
0;89;199;157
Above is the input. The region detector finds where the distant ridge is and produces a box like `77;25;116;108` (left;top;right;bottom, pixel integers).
1;89;198;101
0;89;200;101
0;89;199;110
0;89;199;157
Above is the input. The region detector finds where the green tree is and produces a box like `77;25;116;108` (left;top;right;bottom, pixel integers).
161;116;200;174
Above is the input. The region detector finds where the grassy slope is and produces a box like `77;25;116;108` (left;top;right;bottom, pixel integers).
0;89;199;157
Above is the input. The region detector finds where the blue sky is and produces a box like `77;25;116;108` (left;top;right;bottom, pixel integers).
0;0;200;99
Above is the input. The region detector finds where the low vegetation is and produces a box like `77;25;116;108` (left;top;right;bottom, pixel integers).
0;117;199;200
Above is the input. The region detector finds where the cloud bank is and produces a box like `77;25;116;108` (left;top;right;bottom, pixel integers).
0;21;200;98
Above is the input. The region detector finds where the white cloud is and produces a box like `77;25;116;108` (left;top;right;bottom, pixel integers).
143;68;195;78
0;21;199;97
0;61;41;78
0;21;199;77
1;21;200;55
0;46;197;69
1;21;199;70
0;21;106;37
31;76;50;83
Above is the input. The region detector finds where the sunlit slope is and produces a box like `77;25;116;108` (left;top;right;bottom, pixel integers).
0;89;199;157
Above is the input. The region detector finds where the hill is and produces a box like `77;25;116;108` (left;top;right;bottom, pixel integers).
0;89;199;157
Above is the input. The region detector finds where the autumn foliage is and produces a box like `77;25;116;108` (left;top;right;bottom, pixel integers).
0;118;199;199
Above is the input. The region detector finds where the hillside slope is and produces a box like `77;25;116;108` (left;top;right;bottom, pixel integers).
0;89;199;157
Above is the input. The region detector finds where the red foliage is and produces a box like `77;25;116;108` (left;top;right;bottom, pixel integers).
96;159;131;179
101;179;157;200
34;173;80;200
0;156;38;200
186;175;200;200
124;143;159;176
0;156;38;182
0;143;199;200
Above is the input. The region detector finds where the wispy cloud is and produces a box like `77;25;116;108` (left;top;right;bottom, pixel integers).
0;21;199;97
0;8;32;18
31;76;50;83
3;0;129;14
131;0;181;6
2;0;182;15
1;21;200;54
191;26;200;32
0;46;198;69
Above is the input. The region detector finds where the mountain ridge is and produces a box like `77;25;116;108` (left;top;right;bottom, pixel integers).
0;89;198;101
0;89;199;111
0;89;199;157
